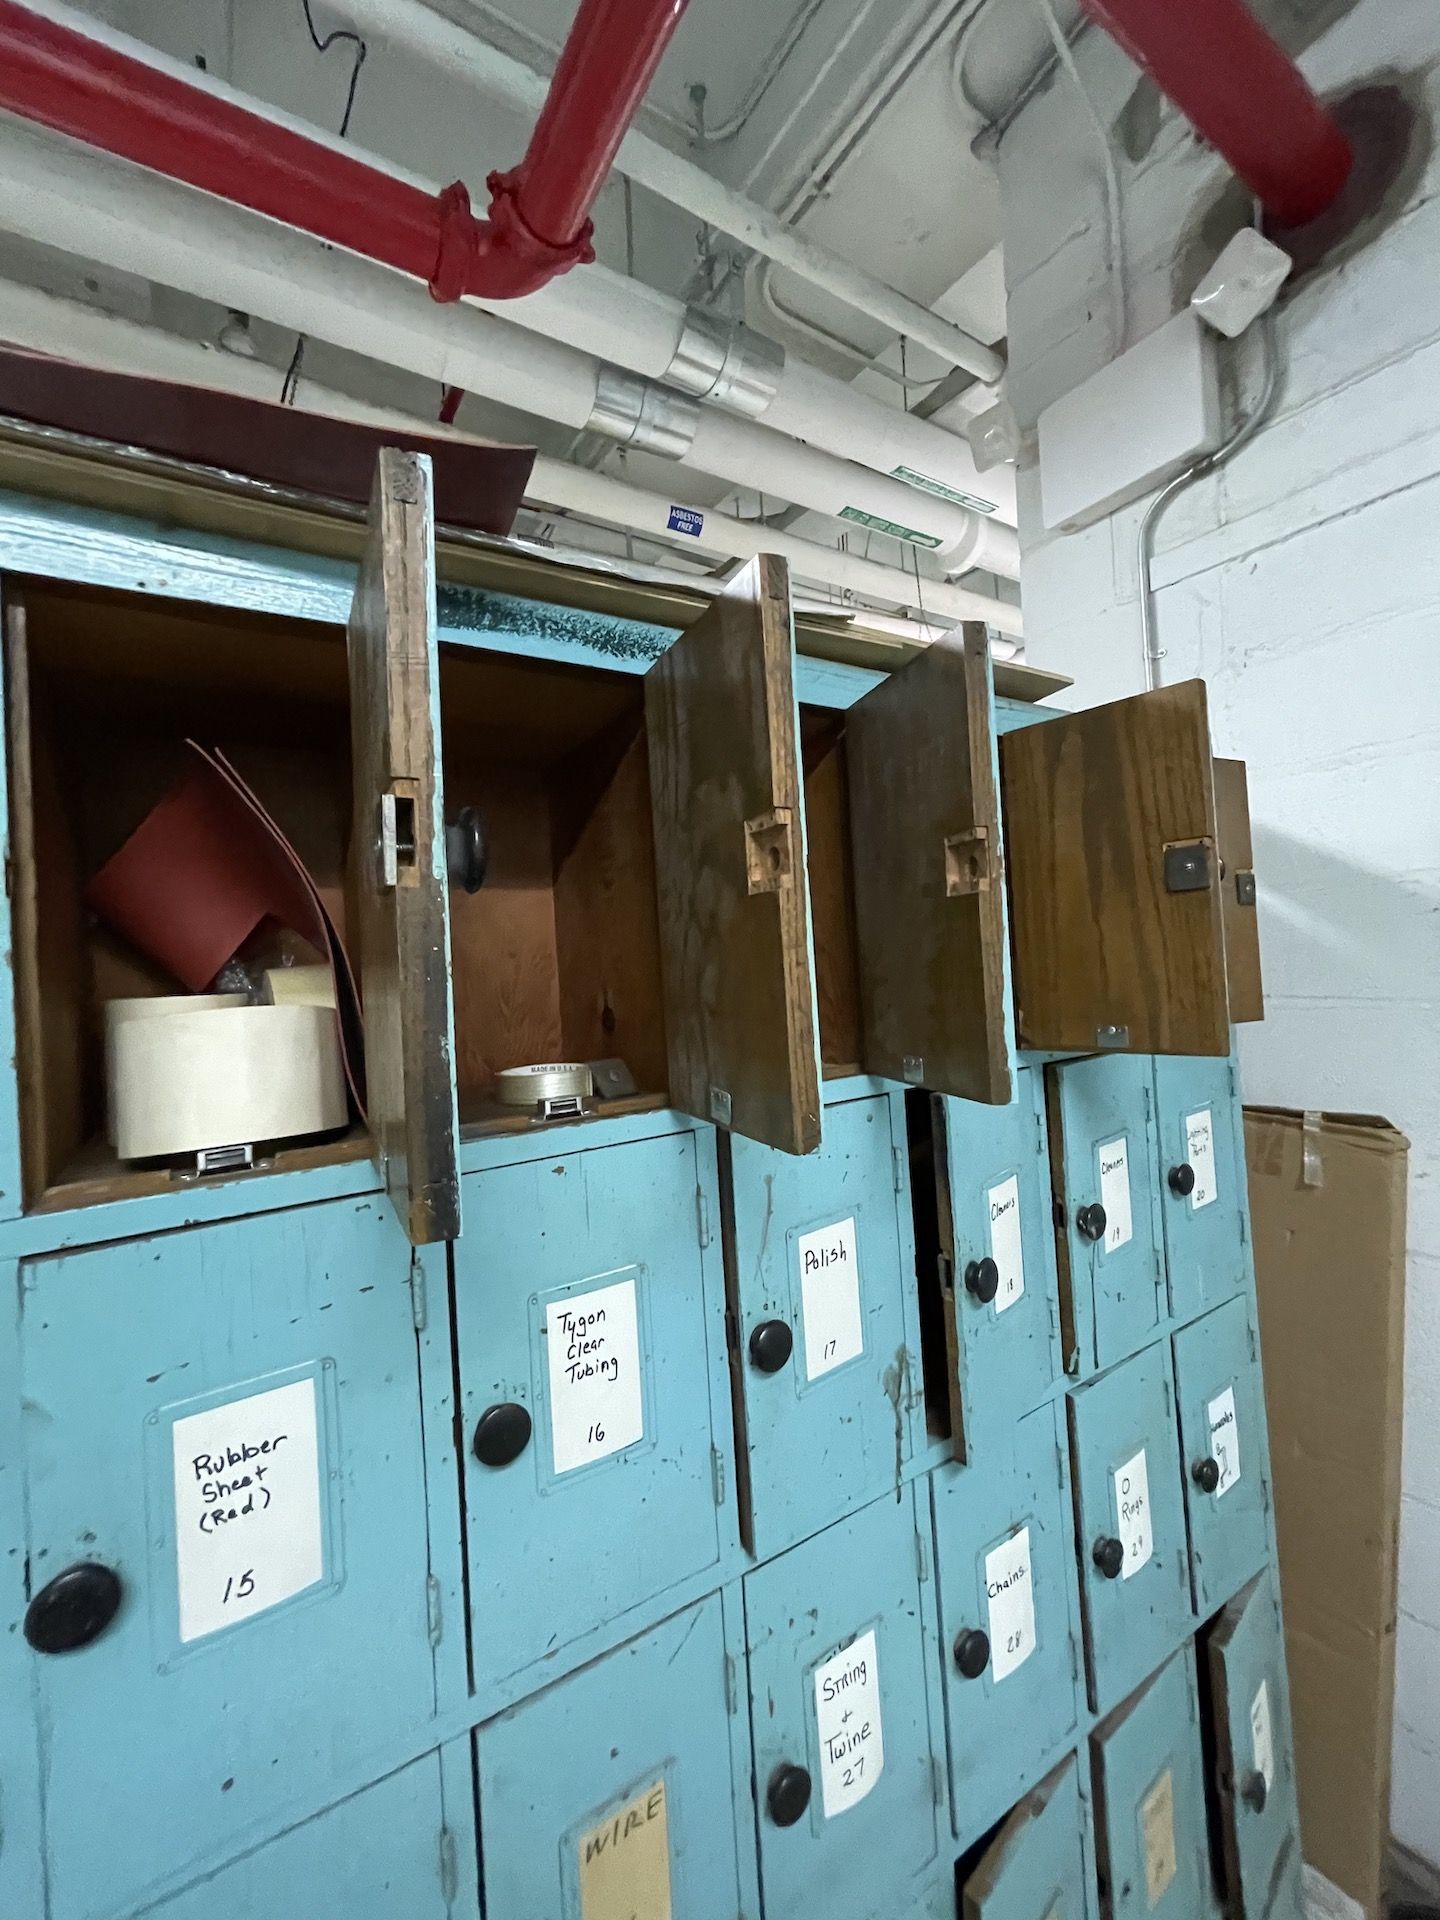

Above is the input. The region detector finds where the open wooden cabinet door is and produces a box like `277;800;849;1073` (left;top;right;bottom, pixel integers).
646;555;821;1156
348;448;462;1243
845;625;1011;1105
1214;757;1264;1023
1000;680;1231;1057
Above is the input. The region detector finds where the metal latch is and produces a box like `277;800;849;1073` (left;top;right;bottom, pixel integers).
378;790;418;890
744;808;793;894
944;825;992;897
1234;869;1257;906
1163;838;1213;893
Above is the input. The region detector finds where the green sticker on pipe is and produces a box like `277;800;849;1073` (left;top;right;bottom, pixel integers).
838;506;943;548
890;465;999;515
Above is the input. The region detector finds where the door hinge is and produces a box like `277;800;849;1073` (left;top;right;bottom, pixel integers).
426;1573;443;1648
1239;1207;1250;1248
892;1144;905;1196
931;1754;947;1806
696;1187;712;1250
1055;1440;1068;1492
437;1825;458;1906
914;1527;930;1584
711;1446;727;1509
1068;1631;1081;1686
410;1259;428;1332
724;1651;739;1717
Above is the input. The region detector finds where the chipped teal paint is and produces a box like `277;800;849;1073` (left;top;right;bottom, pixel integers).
439;579;672;665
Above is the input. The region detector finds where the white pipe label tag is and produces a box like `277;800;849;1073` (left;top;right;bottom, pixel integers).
985;1526;1037;1681
547;1277;644;1475
1098;1139;1133;1252
1207;1386;1241;1497
987;1175;1026;1313
799;1217;864;1379
815;1627;884;1817
172;1376;324;1644
1114;1447;1154;1578
1250;1680;1275;1791
1185;1108;1218;1209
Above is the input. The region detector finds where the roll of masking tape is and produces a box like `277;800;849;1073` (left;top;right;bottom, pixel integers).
104;994;249;1146
261;965;337;1011
494;1062;594;1107
108;1001;346;1160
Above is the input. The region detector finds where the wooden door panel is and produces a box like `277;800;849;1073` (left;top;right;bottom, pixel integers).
1000;680;1228;1056
846;626;1011;1104
348;448;461;1243
1214;756;1264;1023
646;555;820;1155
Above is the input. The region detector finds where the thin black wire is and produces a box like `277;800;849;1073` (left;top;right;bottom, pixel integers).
281;0;368;405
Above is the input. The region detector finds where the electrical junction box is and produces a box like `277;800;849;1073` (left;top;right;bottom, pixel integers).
1038;311;1221;533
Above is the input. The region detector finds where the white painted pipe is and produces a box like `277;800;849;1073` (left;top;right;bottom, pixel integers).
0;275;1023;638
314;0;1006;384
15;1;1014;524
0;121;1019;580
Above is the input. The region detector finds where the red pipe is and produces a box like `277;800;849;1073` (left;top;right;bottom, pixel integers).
1077;0;1351;227
0;0;689;301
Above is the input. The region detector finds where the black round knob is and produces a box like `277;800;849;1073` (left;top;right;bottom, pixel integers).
749;1319;794;1374
1192;1455;1222;1494
953;1627;991;1679
445;806;488;895
1168;1162;1196;1197
964;1257;1000;1304
472;1401;532;1468
1092;1535;1125;1580
1076;1203;1107;1242
24;1562;122;1654
766;1762;812;1828
1240;1769;1268;1815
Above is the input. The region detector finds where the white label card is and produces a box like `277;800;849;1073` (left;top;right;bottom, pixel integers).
172;1376;324;1644
815;1627;884;1817
1250;1680;1275;1792
547;1277;644;1475
987;1175;1026;1314
1185;1108;1218;1210
1114;1447;1154;1578
1098;1138;1133;1253
799;1217;864;1380
985;1526;1037;1682
1207;1386;1242;1497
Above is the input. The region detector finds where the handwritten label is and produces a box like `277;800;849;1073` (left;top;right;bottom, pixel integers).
1098;1138;1133;1253
1250;1680;1275;1793
815;1627;884;1817
579;1779;672;1920
547;1277;644;1476
1207;1386;1241;1497
1140;1769;1178;1907
799;1217;864;1380
1185;1108;1218;1210
172;1376;324;1644
986;1526;1037;1682
1114;1447;1154;1579
987;1175;1026;1313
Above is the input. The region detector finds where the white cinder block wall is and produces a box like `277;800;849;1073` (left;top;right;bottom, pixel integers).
994;0;1440;1869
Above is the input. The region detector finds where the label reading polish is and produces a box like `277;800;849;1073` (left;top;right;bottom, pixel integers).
798;1217;864;1379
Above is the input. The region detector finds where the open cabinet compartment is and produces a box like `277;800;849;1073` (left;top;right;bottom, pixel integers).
437;641;671;1134
4;575;368;1212
799;704;864;1079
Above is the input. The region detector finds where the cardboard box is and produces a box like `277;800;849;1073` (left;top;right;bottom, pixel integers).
1244;1107;1410;1920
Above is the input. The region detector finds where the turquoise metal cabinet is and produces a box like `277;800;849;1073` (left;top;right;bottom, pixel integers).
934;1068;1063;1456
1090;1648;1213;1920
1153;1056;1246;1324
1047;1056;1165;1376
931;1400;1082;1846
453;1124;734;1711
474;1590;755;1920
11;1199;443;1920
142;1745;478;1919
1206;1575;1304;1920
1068;1341;1191;1715
959;1756;1097;1920
745;1484;944;1920
724;1087;923;1560
1173;1297;1272;1616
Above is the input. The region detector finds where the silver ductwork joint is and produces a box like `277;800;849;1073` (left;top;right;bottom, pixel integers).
666;306;785;418
587;366;701;458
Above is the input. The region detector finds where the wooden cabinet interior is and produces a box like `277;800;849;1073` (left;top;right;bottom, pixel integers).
799;706;863;1078
1213;756;1264;1024
6;578;365;1211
